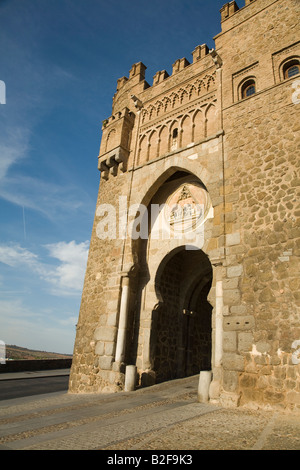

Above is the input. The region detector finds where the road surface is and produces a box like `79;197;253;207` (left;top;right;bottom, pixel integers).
0;374;69;400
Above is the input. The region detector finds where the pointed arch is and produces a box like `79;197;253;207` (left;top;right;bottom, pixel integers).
138;134;148;166
148;129;158;161
180;114;192;148
193;109;205;142
170;120;179;151
205;103;218;137
105;128;116;152
158;125;169;156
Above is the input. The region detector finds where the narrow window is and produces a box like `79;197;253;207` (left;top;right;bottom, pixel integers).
283;59;300;80
241;79;256;99
286;64;300;79
171;128;178;151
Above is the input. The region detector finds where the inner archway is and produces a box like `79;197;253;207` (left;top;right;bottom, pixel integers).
152;248;213;383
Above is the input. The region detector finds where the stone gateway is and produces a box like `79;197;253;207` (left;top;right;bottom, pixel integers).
69;0;300;410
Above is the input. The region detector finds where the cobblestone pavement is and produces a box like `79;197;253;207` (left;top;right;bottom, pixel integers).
0;374;299;451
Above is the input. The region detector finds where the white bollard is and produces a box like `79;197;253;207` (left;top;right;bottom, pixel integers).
198;371;212;403
125;365;137;392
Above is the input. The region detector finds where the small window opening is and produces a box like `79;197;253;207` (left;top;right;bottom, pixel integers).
171;128;178;151
286;65;300;79
283;60;300;80
245;85;256;97
241;79;256;99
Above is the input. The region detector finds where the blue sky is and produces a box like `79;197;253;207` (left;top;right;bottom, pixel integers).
0;0;233;354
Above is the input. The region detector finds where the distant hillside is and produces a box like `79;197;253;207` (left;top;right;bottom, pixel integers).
5;344;73;360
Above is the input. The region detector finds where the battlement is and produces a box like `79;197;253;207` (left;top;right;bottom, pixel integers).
115;43;211;98
102;107;133;131
220;0;256;22
220;1;239;22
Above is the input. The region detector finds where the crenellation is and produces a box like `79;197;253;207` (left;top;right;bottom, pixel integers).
192;44;209;63
172;57;190;75
220;1;239;22
129;61;147;81
153;70;169;86
116;76;128;91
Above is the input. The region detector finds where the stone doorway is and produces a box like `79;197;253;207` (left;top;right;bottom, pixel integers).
152;248;213;383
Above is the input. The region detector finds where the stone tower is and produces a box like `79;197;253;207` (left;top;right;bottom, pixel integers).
69;0;300;410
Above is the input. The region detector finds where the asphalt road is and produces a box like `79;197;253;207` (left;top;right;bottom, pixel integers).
0;375;70;401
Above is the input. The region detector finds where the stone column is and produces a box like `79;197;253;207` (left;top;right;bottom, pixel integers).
198;371;212;403
115;276;130;364
209;279;223;401
125;365;137;391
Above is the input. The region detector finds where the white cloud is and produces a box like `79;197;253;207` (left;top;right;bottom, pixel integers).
0;244;38;268
0;240;89;295
0;174;89;220
44;240;89;292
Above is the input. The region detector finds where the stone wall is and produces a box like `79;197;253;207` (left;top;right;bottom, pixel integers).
69;170;132;393
215;0;300;409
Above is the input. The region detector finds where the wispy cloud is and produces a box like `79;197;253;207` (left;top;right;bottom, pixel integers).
0;240;89;295
0;244;38;268
0;127;31;181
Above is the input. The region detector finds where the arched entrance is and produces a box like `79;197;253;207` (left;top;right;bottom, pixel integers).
152;248;213;383
128;168;215;387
